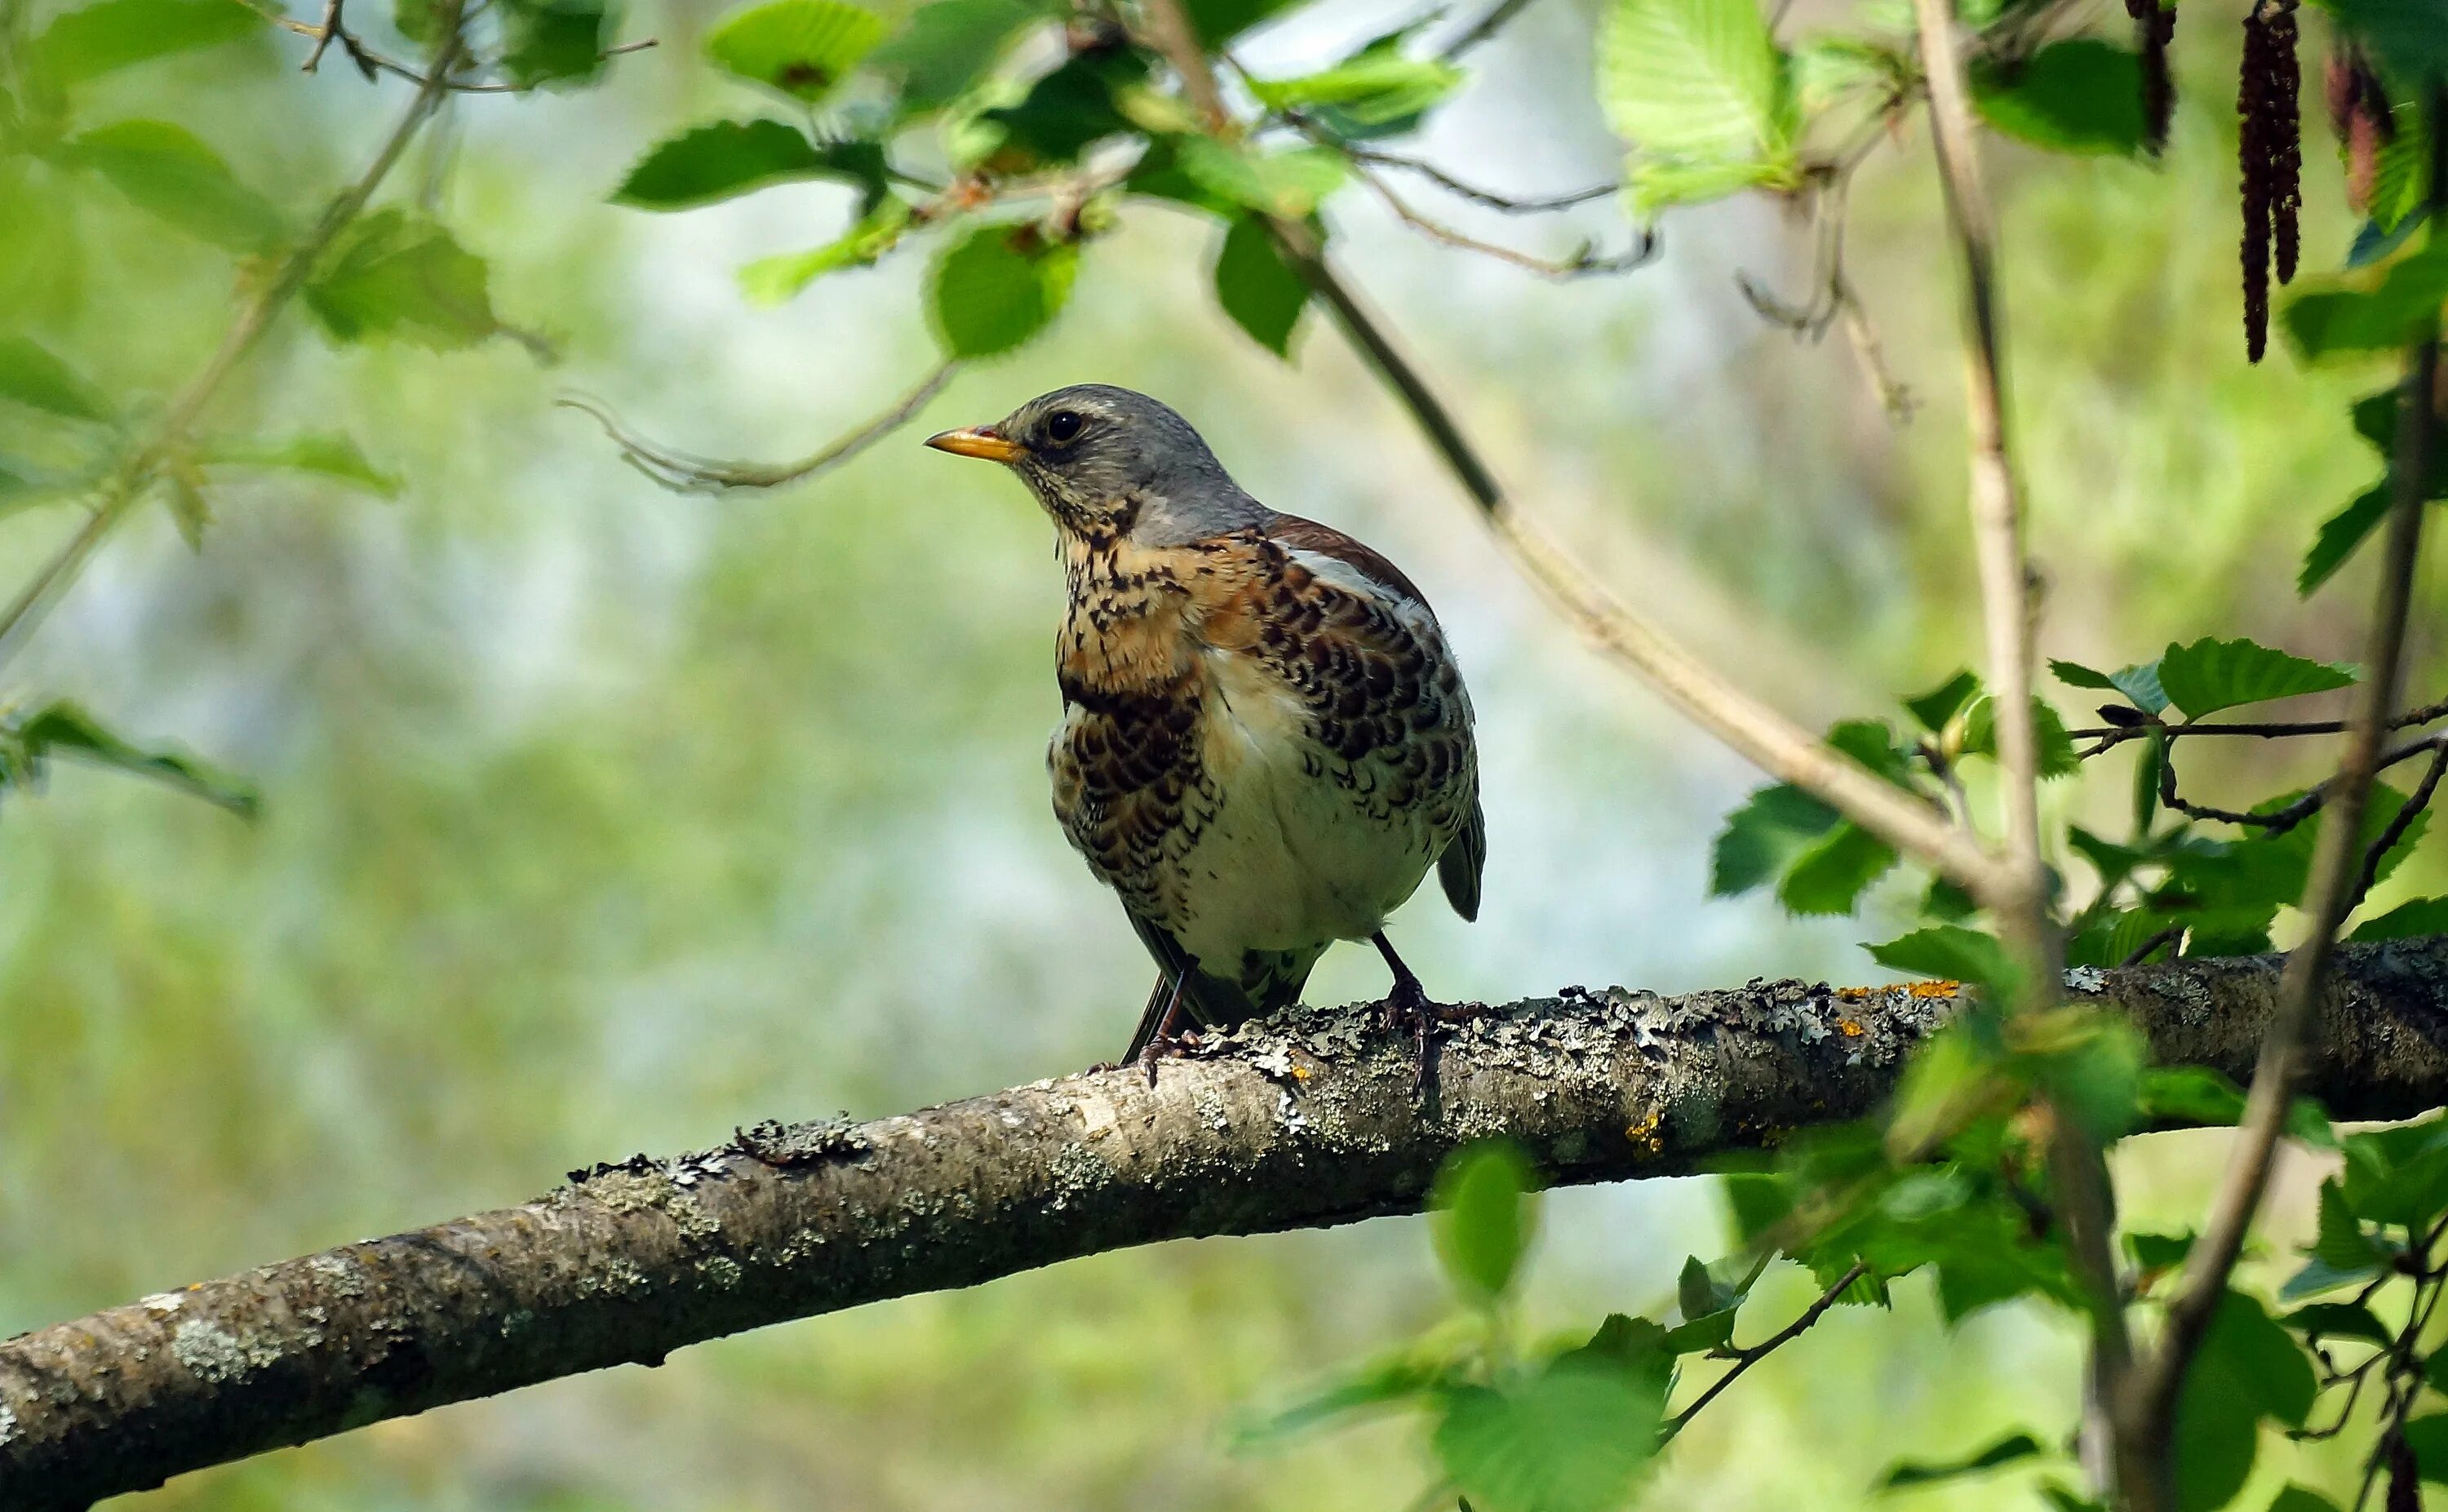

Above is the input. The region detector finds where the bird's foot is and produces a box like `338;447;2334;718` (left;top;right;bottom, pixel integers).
1377;974;1441;1093
1136;1026;1204;1087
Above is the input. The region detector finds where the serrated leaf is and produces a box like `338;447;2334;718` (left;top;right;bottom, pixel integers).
1434;1142;1537;1301
2277;1301;2392;1346
1183;0;1300;47
1883;1020;2007;1159
497;0;610;88
1599;0;1795;171
2157;636;2356;719
199;433;400;496
2282;244;2448;363
1865;925;2011;990
28;0;260;85
1970;39;2146;157
1625;153;1791;213
1876;1431;2044;1491
1232;1340;1468;1443
304;208;498;348
1432;1358;1662;1512
707;0;886;104
1710;782;1838;897
613;121;883;210
870;0;1047;112
1793;37;1905;112
1213;215;1307;357
1174;140;1346;219
1776;820;1896;916
739;197;912;303
0;701;256;815
64;119;286;252
0;337;113;422
926;221;1078;357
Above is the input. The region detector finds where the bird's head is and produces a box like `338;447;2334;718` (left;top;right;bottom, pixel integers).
926;384;1265;546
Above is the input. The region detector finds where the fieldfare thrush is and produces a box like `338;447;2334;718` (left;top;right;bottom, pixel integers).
927;385;1484;1070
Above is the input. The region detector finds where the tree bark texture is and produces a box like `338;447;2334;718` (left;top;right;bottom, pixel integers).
7;937;2448;1508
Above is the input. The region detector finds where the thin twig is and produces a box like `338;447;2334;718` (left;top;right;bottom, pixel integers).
2156;731;2447;833
556;364;959;496
1343;162;1656;278
1661;1261;1869;1440
0;10;469;677
2129;85;2446;1512
1337;144;1618;215
1436;0;1543;60
2073;698;2448;753
2352;739;2448;910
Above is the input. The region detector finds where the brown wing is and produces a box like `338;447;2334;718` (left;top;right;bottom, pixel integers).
1439;791;1486;922
1261;512;1431;608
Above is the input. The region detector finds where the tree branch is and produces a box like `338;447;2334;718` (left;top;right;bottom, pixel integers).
6;940;2448;1507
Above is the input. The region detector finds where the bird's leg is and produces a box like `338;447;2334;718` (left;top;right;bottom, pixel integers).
1137;969;1196;1087
1372;932;1438;1088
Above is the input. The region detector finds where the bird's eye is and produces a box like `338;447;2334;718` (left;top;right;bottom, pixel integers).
1044;410;1084;444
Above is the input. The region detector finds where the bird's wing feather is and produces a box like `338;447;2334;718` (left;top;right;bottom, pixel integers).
1439;791;1486;922
1260;512;1431;605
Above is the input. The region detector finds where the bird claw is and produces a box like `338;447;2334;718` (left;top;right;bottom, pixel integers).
1135;1026;1203;1086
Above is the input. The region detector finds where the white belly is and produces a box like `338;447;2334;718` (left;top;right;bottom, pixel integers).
1168;648;1437;973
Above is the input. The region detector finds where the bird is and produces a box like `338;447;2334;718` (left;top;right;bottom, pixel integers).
925;384;1483;1071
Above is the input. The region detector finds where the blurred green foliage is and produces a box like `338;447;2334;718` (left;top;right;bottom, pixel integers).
0;0;2444;1505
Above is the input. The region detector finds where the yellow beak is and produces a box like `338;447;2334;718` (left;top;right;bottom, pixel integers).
925;426;1026;463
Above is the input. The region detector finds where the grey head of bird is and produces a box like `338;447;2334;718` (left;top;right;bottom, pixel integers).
925;384;1268;547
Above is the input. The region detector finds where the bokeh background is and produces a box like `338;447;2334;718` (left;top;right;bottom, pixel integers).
2;0;2441;1505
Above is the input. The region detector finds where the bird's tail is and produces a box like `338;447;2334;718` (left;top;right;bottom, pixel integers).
1121;948;1320;1063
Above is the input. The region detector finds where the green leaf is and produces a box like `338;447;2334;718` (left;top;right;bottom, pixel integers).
1876;1431;2044;1490
926;221;1079;357
1433;1141;1537;1301
2156;636;2356;720
2265;1489;2345;1512
304;208;499;348
63;119;285;252
28;0;260;86
2327;0;2448;83
1182;0;1300;47
1232;1340;1468;1443
1958;694;2081;778
1828;716;1916;783
870;0;1048;113
2126;1230;2194;1271
1213;215;1308;357
1793;37;1908;113
2353;896;2448;941
2139;1066;2246;1125
739;197;912;303
2405;1413;2448;1483
1599;0;1796;193
2175;1292;2316;1512
1710;782;1838;897
982;49;1148;165
2299;481;2397;596
1432;1357;1663;1512
1625;156;1792;211
1246;54;1465;129
197;433;400;496
2277;1301;2393;1346
1905;669;1980;733
1865;925;2011;990
1;701;256;815
707;0;887;104
1174;140;1346;219
497;0;610;88
614;121;885;210
0;337;112;422
1970;40;2146;157
2282;244;2448;364
1883;1020;2007;1159
1777;821;1896;916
